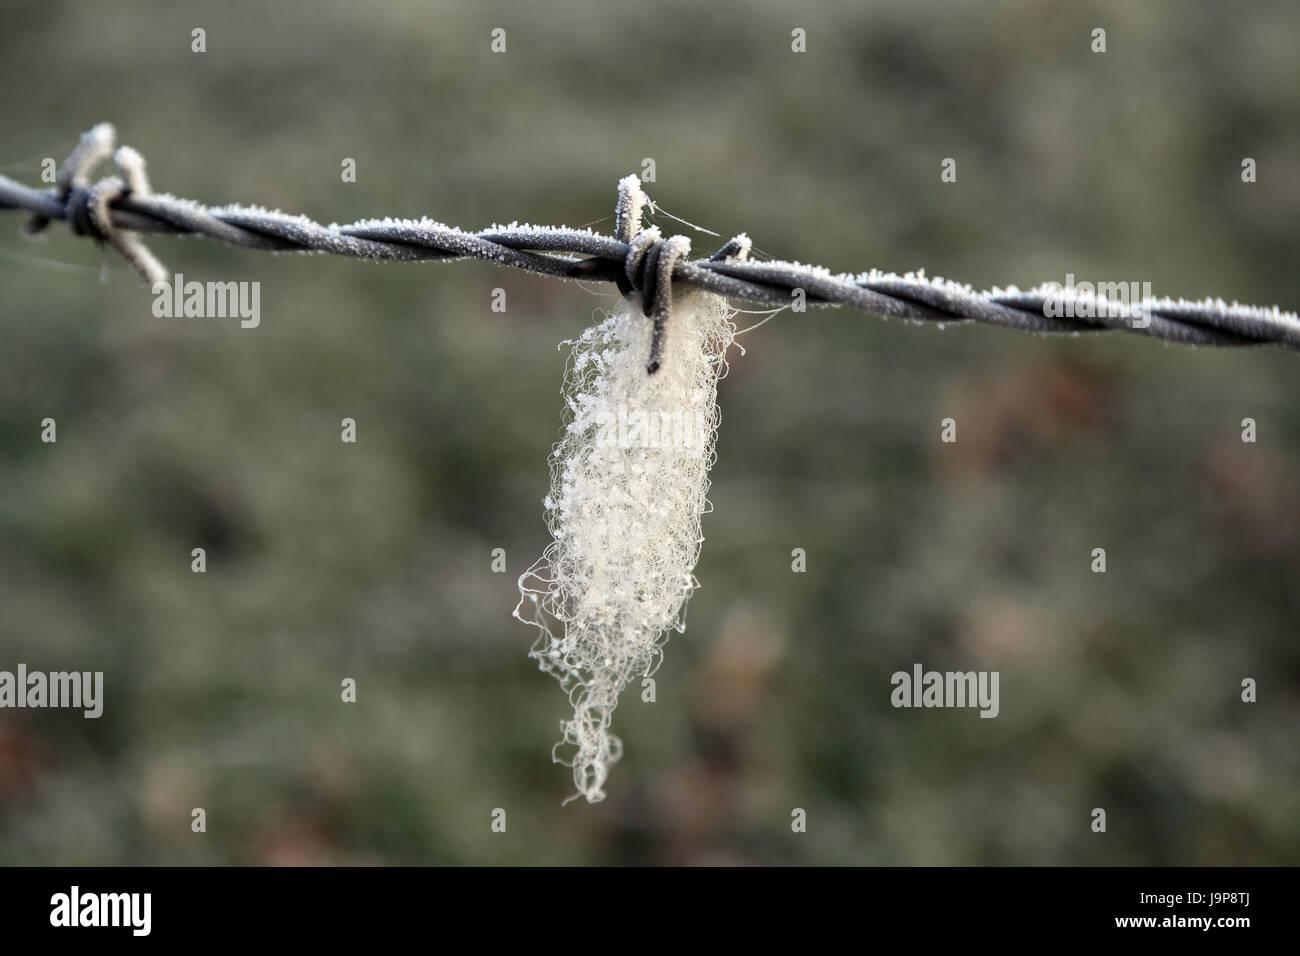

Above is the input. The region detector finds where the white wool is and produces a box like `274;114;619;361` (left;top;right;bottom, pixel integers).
515;289;735;803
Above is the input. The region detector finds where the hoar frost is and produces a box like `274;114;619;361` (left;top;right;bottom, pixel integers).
515;289;735;803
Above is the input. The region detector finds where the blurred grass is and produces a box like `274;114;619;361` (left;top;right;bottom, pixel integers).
0;0;1296;865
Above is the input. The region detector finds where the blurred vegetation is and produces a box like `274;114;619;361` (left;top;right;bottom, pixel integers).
0;0;1296;865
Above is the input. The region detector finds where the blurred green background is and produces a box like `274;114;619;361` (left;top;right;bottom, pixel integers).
1;0;1297;865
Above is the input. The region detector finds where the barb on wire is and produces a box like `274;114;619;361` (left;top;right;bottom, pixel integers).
2;123;1298;370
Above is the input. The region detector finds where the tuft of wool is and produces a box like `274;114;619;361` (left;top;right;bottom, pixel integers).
515;289;735;803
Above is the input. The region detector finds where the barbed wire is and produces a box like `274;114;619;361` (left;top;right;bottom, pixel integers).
2;123;1298;371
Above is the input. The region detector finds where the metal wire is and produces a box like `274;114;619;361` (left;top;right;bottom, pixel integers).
3;123;1298;363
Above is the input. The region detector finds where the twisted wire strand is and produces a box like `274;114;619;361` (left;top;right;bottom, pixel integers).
2;124;1298;358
